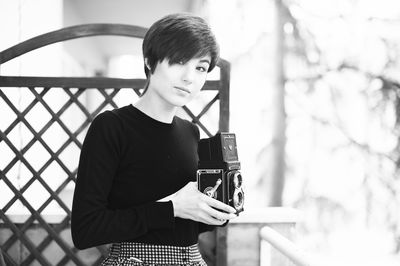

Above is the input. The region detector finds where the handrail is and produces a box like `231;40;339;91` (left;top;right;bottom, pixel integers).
260;226;316;266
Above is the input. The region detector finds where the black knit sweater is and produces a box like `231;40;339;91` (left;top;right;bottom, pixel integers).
71;105;212;249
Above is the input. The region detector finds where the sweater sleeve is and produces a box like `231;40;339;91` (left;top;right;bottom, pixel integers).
71;111;175;250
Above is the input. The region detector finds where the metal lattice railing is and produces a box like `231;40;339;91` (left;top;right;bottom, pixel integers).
0;24;230;266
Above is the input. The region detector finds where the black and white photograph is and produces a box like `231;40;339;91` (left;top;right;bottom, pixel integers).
0;0;399;265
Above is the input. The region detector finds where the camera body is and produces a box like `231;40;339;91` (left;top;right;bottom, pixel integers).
197;132;244;214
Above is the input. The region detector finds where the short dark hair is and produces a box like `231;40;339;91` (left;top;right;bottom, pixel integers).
142;13;219;81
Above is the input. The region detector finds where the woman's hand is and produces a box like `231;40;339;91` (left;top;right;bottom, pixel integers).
169;182;238;225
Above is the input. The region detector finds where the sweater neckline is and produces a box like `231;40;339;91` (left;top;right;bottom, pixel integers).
129;104;176;128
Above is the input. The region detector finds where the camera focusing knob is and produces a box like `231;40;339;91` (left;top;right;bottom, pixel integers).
205;179;222;198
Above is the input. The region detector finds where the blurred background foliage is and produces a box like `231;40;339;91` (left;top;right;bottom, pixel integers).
241;0;400;258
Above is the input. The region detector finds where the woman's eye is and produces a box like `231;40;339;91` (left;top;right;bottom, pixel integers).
197;66;208;72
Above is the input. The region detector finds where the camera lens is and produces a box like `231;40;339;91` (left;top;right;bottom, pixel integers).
233;172;242;188
233;189;244;210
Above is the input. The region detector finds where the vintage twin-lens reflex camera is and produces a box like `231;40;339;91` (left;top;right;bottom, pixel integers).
197;132;244;214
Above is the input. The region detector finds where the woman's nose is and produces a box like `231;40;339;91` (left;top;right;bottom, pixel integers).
181;66;195;84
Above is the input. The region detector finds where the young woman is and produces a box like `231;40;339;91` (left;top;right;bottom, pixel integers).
71;13;237;266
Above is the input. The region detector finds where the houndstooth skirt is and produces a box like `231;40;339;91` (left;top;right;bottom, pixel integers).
100;242;207;266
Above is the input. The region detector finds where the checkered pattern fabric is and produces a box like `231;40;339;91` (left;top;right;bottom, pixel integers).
101;242;207;266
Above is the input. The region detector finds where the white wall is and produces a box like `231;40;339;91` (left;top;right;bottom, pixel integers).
62;0;193;77
0;0;64;76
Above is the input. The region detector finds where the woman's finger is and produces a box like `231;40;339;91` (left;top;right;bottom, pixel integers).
202;194;236;213
202;204;237;220
199;213;227;225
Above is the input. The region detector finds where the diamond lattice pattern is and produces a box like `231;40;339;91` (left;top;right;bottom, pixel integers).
0;85;220;265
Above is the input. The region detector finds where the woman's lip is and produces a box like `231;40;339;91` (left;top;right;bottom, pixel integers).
175;86;190;93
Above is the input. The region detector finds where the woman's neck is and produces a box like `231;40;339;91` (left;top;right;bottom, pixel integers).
133;92;177;124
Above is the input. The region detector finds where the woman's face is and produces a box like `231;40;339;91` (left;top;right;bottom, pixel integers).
147;55;211;107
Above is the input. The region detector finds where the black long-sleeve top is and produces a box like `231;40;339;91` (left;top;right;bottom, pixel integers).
71;105;212;250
